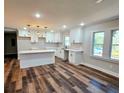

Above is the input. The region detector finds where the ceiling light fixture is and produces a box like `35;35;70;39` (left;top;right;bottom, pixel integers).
23;27;27;30
51;30;54;32
44;27;48;29
35;13;41;18
63;25;67;29
37;25;40;28
27;24;31;32
80;22;85;26
96;0;104;4
27;24;31;27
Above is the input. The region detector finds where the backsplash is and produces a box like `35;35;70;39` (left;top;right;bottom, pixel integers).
17;37;58;51
57;43;83;50
69;43;83;50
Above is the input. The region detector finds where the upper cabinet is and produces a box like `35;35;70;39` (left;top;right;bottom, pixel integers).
54;32;62;43
18;29;62;43
70;27;83;43
36;31;46;38
31;34;38;43
18;30;30;37
18;29;46;38
45;32;62;43
45;32;54;43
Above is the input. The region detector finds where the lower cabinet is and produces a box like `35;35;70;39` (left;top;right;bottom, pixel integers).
55;49;59;57
69;51;83;65
59;50;64;59
55;49;83;64
55;49;68;60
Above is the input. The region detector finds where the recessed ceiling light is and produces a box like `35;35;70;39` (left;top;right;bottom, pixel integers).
35;13;41;18
27;24;31;27
23;27;27;30
80;22;85;26
63;25;67;29
44;27;48;29
51;30;54;32
96;0;104;4
37;26;40;28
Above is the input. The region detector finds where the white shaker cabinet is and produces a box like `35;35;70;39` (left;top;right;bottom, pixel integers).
69;51;84;65
45;32;62;43
55;49;68;60
70;27;83;43
31;35;38;43
18;30;30;37
55;49;64;59
45;32;54;43
54;32;62;43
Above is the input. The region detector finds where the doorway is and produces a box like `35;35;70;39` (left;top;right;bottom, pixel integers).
4;31;18;59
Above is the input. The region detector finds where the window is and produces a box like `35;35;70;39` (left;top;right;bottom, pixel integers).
93;32;104;56
110;30;119;59
64;36;70;47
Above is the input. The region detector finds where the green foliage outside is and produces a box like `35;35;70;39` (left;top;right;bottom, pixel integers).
111;30;119;59
93;31;119;59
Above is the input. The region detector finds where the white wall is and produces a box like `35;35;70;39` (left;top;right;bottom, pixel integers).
82;2;118;25
82;19;119;76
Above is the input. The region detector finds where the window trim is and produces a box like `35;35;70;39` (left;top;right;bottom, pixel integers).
109;29;119;60
92;31;105;57
91;29;119;63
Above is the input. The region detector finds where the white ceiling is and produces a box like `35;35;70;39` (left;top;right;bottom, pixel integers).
5;0;119;31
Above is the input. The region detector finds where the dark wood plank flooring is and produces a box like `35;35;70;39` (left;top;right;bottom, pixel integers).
4;57;119;93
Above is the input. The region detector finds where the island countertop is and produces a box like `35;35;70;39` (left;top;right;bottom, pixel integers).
18;49;55;68
64;49;84;52
19;49;56;54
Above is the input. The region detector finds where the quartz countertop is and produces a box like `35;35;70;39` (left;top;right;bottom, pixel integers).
64;49;83;52
19;49;55;54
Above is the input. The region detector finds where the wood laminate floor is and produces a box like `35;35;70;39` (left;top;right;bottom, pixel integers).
4;57;119;93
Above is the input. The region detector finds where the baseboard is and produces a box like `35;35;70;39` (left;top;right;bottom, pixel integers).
80;62;119;78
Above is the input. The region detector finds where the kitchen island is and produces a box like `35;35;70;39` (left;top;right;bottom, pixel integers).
18;49;55;68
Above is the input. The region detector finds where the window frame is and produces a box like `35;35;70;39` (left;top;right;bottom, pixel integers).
109;29;119;60
91;29;119;63
92;31;105;57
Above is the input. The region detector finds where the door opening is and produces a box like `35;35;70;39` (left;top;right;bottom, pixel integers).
4;31;18;59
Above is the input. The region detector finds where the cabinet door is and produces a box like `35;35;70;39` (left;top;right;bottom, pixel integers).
51;32;55;42
58;32;62;43
55;49;59;57
18;30;30;37
54;32;62;43
54;32;58;43
75;29;82;43
46;32;54;42
59;50;64;59
70;27;83;43
42;32;46;37
71;52;75;64
69;51;72;63
73;52;84;65
31;35;38;43
45;32;50;42
70;30;75;43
